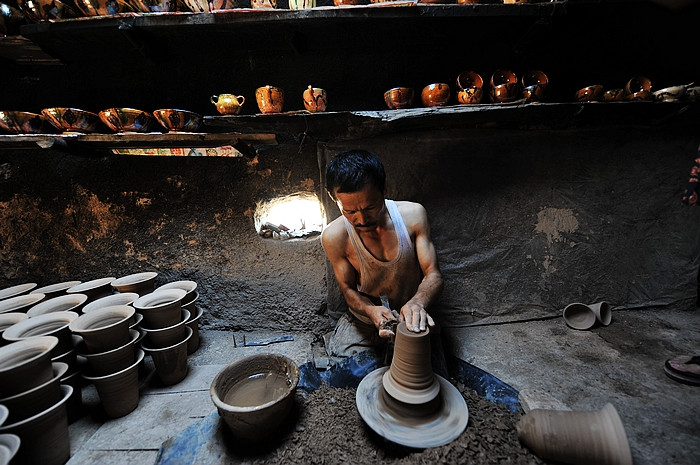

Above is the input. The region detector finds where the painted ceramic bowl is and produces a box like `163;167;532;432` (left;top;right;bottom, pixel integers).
520;70;548;101
489;83;518;103
73;0;135;16
603;88;625;102
421;83;451;107
15;0;80;22
153;109;203;132
652;83;694;102
179;0;236;12
456;70;483;90
128;0;177;12
0;1;25;36
457;87;483;105
490;69;517;87
575;85;604;102
99;108;155;133
41;107;100;133
0;111;52;134
384;87;414;110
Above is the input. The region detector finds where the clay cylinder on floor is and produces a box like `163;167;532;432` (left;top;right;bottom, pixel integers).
516;403;633;465
383;322;440;404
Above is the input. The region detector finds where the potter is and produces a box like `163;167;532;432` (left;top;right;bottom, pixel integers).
211;94;245;115
321;150;447;378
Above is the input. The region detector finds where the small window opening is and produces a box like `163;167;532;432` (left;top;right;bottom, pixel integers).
254;193;326;240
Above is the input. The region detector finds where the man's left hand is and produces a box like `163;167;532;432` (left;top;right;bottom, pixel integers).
400;302;435;333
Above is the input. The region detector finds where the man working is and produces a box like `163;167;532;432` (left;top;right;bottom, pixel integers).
321;149;444;365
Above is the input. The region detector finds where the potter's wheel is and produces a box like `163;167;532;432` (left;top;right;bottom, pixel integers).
356;367;468;448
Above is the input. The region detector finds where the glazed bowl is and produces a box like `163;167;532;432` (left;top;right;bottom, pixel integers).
575;85;604;102
16;0;80;22
111;271;158;296
603;88;625;102
302;86;328;113
421;83;451;107
489;83;519;103
210;353;300;441
41;107;100;133
179;0;236;12
0;111;52;134
98;108;156;133
69;305;134;353
384;87;414;110
520;70;548;101
0;283;37;301
652;83;694;102
0;335;58;397
255;86;285;114
456;87;483;105
153;109;203;132
456;70;483;90
26;294;87;318
0;293;45;315
128;0;177;12
73;0;135;15
82;292;139;314
490;69;517;87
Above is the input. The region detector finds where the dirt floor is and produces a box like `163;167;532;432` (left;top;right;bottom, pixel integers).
220;382;546;465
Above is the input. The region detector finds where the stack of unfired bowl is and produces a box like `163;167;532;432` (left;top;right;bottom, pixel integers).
135;288;192;386
154;280;203;354
0;336;73;465
71;305;144;418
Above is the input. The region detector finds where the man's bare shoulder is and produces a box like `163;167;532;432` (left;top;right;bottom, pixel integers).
393;200;428;224
321;216;348;250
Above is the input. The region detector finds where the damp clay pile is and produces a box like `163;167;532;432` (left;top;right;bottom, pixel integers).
225;382;544;465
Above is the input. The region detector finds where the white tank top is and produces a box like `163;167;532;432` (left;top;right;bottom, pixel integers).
343;199;422;323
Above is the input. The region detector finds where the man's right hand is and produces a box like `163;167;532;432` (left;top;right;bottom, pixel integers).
373;306;399;340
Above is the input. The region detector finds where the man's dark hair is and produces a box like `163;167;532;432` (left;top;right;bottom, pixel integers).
325;150;386;200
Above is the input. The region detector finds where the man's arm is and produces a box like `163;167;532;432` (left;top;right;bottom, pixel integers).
321;222;397;336
400;203;444;332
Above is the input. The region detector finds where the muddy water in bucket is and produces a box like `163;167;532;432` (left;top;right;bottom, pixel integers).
223;371;291;407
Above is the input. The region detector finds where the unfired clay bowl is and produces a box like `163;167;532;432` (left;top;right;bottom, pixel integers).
0;111;52;134
111;271;158;296
0;283;37;301
0;433;20;465
0;313;28;346
30;281;82;300
82;348;144;418
0;335;58;397
0;361;67;424
41;107;101;133
98;108;155;133
210;353;299;441
69;305;134;353
2;311;79;356
77;328;139;376
66;277;116;302
26;294;87;318
155;280;197;304
134;288;187;328
153;109;203;132
140;309;190;349
0;293;45;315
82;292;139;314
141;327;192;386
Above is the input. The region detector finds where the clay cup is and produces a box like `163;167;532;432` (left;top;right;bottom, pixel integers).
302;86;328;113
255;85;285;113
211;94;246;115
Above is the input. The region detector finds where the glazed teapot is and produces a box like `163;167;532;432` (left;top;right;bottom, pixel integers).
210;94;245;115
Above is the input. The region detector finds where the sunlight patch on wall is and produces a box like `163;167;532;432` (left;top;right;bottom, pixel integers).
254;193;325;240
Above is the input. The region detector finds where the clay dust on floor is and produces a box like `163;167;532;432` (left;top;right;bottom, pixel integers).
222;381;546;465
